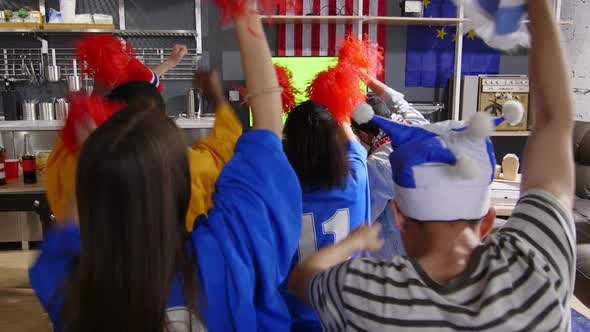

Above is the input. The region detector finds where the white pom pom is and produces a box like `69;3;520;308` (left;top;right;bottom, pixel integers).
352;103;374;125
467;112;494;139
454;156;480;179
502;100;525;126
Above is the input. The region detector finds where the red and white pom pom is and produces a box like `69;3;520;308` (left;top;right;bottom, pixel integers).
61;93;125;152
337;33;384;80
274;64;299;114
306;62;366;123
77;35;135;89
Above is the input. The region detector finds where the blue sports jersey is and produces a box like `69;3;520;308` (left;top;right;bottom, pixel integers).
29;130;303;332
281;140;370;332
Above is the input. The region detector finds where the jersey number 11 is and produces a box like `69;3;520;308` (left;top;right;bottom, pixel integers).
298;209;350;261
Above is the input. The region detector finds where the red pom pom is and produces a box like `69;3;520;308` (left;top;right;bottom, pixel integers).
238;64;299;113
61;93;125;152
338;33;384;80
77;35;135;89
274;64;299;114
306;63;366;123
211;0;301;25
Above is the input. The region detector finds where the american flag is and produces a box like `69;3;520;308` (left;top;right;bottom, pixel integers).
277;0;387;81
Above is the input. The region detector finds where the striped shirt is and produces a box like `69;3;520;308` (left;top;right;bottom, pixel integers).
309;190;576;331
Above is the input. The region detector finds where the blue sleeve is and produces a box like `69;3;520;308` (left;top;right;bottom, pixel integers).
348;141;368;182
29;225;80;329
348;140;371;224
192;130;303;331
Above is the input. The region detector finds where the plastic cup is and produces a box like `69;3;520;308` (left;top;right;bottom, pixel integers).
5;159;18;179
60;0;76;23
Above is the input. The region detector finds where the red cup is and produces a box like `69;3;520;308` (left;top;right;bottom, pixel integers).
5;159;18;179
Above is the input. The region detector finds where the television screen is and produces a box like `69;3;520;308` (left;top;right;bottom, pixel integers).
249;56;338;126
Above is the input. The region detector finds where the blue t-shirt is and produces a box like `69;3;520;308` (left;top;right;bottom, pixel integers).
29;130;303;332
282;140;370;332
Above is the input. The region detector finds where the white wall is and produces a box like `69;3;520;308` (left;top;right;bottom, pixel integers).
562;0;590;122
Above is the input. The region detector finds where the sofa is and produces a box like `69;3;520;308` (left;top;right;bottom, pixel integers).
572;121;590;306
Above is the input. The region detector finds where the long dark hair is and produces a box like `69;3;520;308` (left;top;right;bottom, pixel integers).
63;101;197;332
283;100;349;189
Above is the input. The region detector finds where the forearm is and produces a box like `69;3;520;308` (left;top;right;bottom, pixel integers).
367;77;388;96
235;11;282;137
151;59;176;78
528;0;573;125
289;237;362;304
341;122;359;142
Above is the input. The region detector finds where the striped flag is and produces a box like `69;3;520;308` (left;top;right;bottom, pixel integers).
277;0;387;81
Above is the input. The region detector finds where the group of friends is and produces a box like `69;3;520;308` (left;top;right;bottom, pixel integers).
28;0;578;331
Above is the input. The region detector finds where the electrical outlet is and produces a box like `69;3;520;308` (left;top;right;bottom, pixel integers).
229;90;240;102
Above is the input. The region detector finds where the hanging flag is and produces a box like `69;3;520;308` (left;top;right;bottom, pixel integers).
405;0;501;87
277;0;387;81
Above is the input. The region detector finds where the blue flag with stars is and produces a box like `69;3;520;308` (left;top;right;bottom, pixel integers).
405;0;500;87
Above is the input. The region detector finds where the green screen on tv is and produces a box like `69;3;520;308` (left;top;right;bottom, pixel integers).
249;56;338;127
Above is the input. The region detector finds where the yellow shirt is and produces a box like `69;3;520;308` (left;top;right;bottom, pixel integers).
44;102;242;231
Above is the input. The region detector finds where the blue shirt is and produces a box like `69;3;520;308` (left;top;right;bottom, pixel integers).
29;130;303;332
282;140;370;332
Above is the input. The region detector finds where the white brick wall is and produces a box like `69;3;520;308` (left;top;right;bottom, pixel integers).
562;0;590;122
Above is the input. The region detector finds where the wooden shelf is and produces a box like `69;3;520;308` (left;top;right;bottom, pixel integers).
263;15;362;24
43;23;115;31
491;131;531;137
262;15;573;27
364;16;463;26
0;22;41;30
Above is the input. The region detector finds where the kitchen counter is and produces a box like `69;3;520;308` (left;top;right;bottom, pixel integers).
0;117;215;131
0;177;46;195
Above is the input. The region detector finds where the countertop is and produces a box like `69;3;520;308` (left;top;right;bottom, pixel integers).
0;117;215;131
0;177;46;194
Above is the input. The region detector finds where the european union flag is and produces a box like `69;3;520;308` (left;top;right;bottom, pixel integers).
405;0;501;87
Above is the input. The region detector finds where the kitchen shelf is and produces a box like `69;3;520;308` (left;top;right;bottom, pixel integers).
0;22;41;30
263;15;363;24
43;23;116;30
0;27;198;37
262;15;573;27
491;131;531;137
0;118;214;131
364;16;464;26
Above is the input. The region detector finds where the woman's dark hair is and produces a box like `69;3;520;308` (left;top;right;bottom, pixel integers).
351;96;392;136
284;100;349;189
63;101;197;332
107;80;166;111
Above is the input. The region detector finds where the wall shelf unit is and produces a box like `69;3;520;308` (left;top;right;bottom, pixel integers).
491;131;532;137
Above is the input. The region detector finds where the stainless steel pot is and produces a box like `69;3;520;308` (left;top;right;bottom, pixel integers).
55;99;70;120
22;100;38;120
45;65;60;82
39;102;55;120
66;76;81;91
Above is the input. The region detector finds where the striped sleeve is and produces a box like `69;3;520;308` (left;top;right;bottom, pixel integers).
308;261;351;332
378;87;429;125
498;189;576;290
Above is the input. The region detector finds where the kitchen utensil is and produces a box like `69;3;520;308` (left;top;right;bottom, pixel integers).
186;88;207;118
22;100;38;120
39;102;55;120
45;65;60;82
66;76;81;91
20;55;30;78
73;59;78;76
29;61;37;85
55;99;70;120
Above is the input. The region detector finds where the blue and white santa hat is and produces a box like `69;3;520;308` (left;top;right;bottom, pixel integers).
457;0;530;50
353;101;524;221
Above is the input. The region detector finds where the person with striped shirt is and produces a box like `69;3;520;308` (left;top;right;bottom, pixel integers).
288;0;577;330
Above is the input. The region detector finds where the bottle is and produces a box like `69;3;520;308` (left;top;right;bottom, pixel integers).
0;148;6;186
22;135;37;184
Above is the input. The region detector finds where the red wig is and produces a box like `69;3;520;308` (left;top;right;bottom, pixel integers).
76;35;162;93
306;62;365;123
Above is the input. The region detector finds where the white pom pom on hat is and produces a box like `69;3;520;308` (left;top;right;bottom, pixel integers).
453;156;480;179
467;112;495;139
502;100;525;126
352;103;374;125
